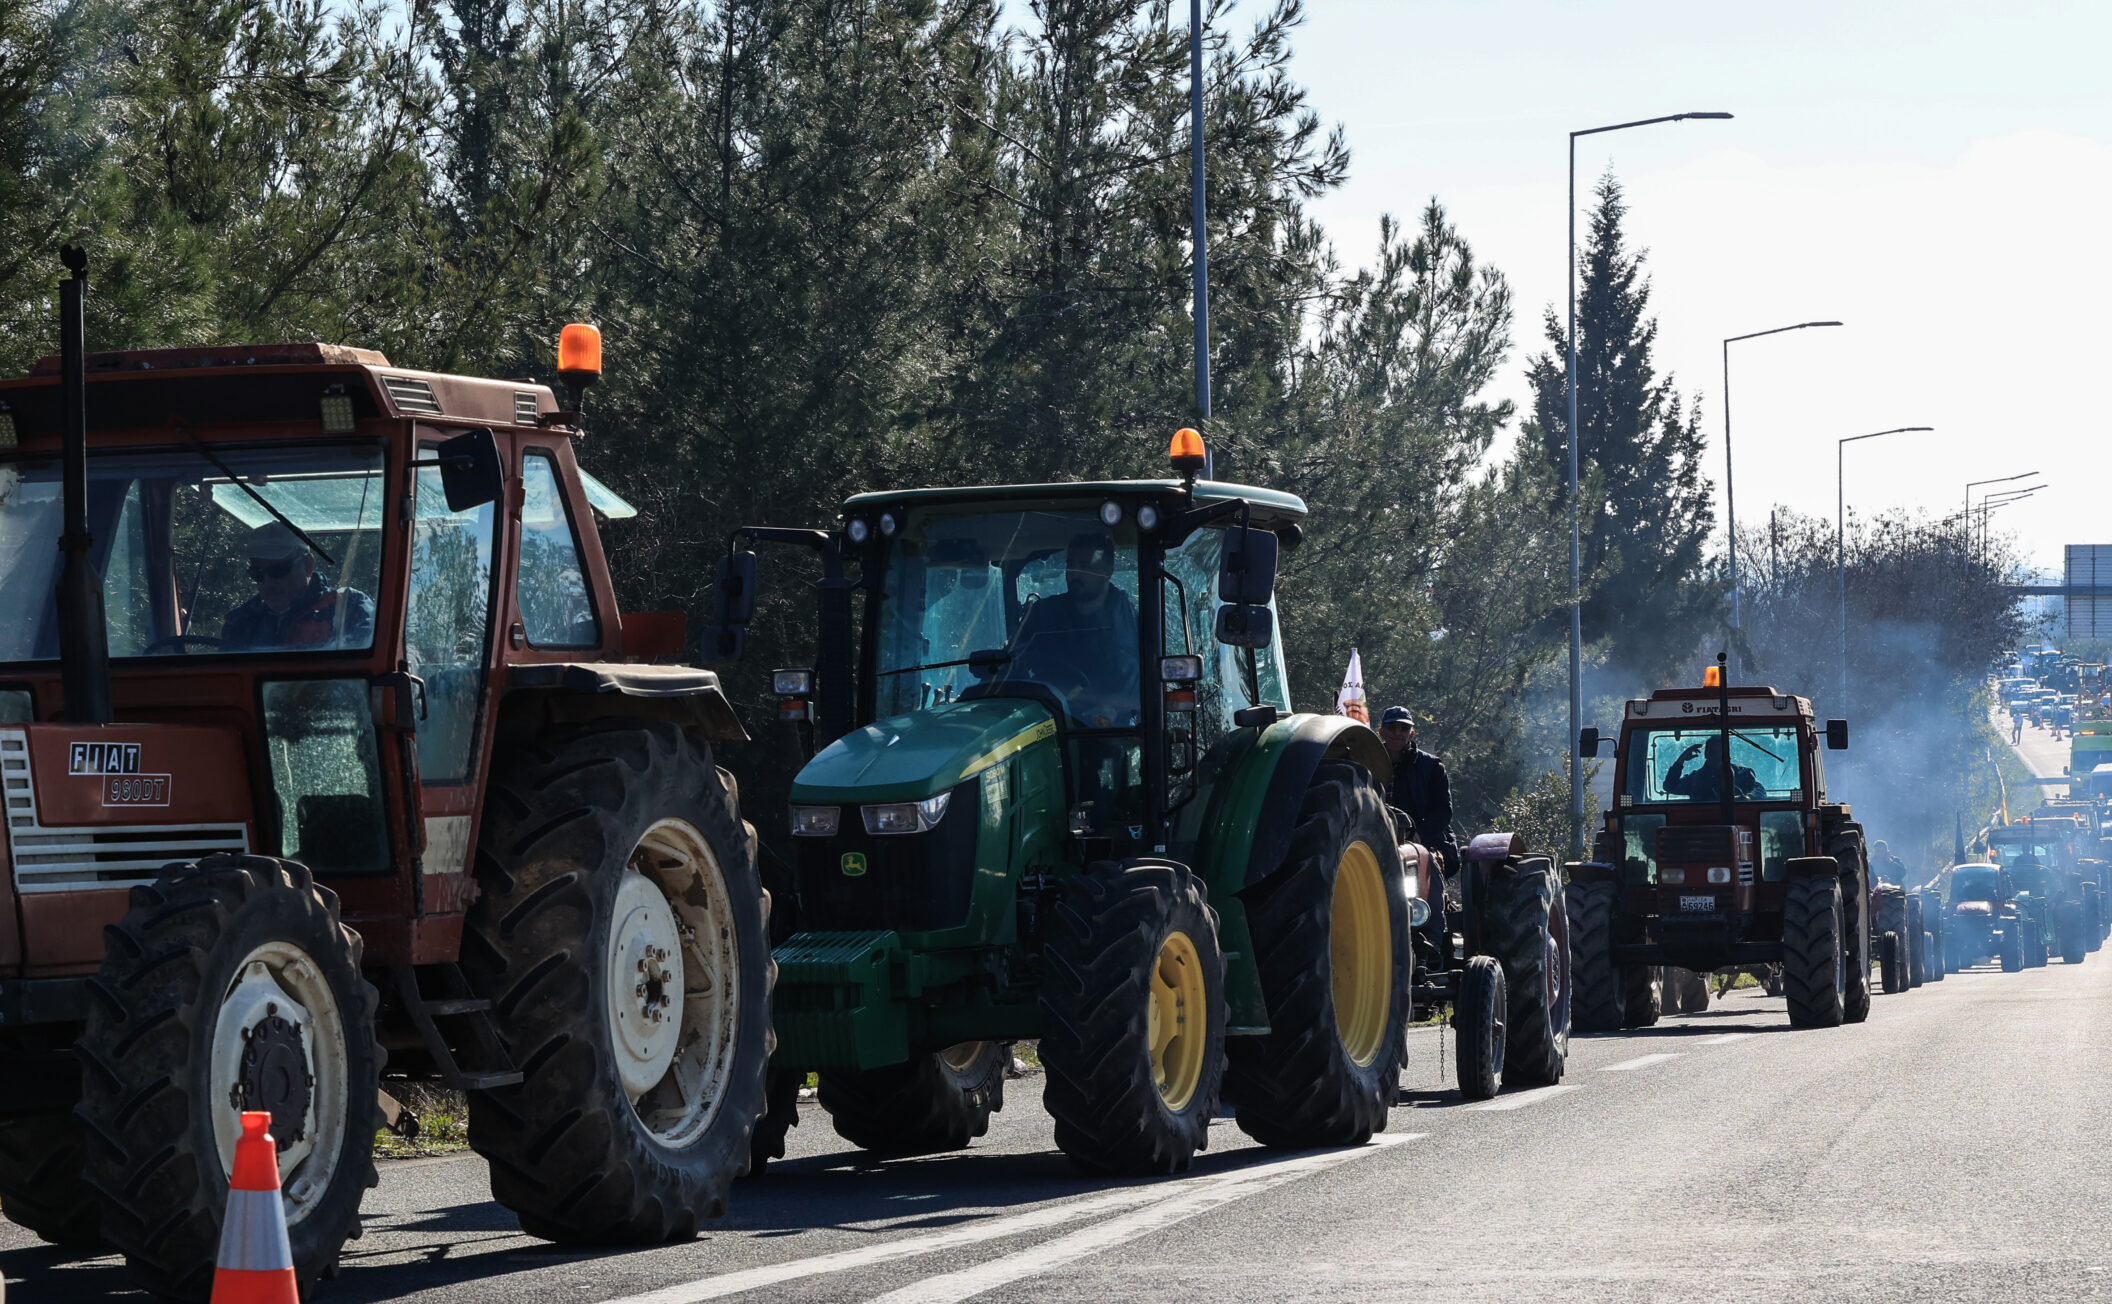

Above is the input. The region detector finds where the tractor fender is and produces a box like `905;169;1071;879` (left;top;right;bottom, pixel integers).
1180;711;1392;898
497;662;749;743
1785;855;1841;878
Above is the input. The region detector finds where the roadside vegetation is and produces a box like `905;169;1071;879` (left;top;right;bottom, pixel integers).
0;0;2031;851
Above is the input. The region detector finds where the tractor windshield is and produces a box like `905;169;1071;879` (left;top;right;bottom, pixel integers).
874;503;1140;729
1625;725;1803;804
1949;866;2001;903
0;444;386;662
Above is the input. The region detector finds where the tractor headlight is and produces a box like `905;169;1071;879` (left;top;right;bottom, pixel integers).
1099;499;1123;527
1136;502;1160;532
846;517;871;544
790;805;841;837
879;511;900;537
1407;896;1431;928
1707;866;1733;885
1661;867;1686;885
863;792;950;835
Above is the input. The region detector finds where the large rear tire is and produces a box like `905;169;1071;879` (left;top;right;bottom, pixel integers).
0;1109;101;1248
464;720;772;1243
2059;906;2088;965
1040;859;1225;1175
1565;879;1622;1033
1485;858;1569;1086
1783;874;1846;1028
820;1042;1006;1156
75;855;381;1301
1904;896;1926;988
1227;761;1410;1149
2001;922;2024;972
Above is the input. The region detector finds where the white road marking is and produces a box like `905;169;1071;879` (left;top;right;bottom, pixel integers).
1690;1033;1752;1045
1600;1052;1683;1072
1466;1085;1577;1111
861;1134;1420;1304
594;1138;1416;1304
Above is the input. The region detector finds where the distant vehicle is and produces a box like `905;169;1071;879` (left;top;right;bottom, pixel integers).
1942;864;2033;972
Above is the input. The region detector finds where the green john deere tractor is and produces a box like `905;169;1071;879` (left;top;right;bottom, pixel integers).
710;438;1420;1174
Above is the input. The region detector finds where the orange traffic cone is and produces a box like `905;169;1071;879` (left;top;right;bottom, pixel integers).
210;1111;298;1303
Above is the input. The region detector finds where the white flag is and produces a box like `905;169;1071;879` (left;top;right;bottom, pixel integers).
1336;649;1367;718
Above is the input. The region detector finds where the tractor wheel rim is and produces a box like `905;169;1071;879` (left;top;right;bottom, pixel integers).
938;1042;988;1075
1149;930;1207;1111
209;940;348;1225
1329;840;1392;1068
604;818;740;1148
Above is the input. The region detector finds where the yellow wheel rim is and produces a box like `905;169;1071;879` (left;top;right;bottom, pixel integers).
1148;930;1207;1110
1330;840;1393;1068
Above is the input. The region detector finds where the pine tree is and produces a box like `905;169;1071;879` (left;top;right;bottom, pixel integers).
1522;171;1719;690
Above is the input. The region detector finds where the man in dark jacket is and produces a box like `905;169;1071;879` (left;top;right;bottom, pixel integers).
1379;706;1457;874
222;522;375;651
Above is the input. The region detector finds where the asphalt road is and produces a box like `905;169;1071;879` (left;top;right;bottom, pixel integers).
9;952;2110;1304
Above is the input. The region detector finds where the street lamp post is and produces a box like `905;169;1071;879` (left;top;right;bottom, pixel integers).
1722;320;1841;667
1963;472;2038;573
1188;0;1211;474
1837;426;1933;715
1566;110;1731;856
1977;486;2044;570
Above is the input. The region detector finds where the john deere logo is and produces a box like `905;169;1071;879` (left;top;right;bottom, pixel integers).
840;852;868;877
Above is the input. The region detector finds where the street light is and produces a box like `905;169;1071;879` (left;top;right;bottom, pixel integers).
1962;472;2039;573
1566;109;1732;855
1188;0;1211;475
1837;426;1934;715
1722;320;1843;662
1978;486;2044;570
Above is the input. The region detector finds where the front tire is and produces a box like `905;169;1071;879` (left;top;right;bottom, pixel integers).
1040;859;1226;1175
1782;874;1845;1028
1454;956;1505;1102
820;1042;1006;1156
0;1109;101;1248
1486;858;1569;1086
1227;761;1410;1148
743;1066;805;1178
75;855;381;1301
1620;965;1662;1028
464;720;772;1243
1565;879;1622;1034
1904;896;1926;988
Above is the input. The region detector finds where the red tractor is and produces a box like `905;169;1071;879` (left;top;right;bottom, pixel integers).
0;252;774;1298
1568;660;1871;1030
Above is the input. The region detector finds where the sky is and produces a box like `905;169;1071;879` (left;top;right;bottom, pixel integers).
1270;0;2112;577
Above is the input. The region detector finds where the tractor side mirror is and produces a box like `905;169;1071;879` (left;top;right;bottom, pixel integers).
701;550;758;663
1218;524;1278;605
1825;718;1850;750
429;428;504;513
1578;727;1610;758
1214;603;1274;649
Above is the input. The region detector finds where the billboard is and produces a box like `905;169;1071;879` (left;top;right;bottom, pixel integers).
2068;544;2112;640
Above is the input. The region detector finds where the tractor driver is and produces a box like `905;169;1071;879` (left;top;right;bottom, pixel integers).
1663;735;1765;803
1010;532;1139;728
221;522;375;651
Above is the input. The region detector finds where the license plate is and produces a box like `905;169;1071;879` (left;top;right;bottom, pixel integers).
1679;895;1716;913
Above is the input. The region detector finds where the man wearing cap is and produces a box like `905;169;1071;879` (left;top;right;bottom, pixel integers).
222;522;375;651
1378;707;1457;875
1009;531;1139;728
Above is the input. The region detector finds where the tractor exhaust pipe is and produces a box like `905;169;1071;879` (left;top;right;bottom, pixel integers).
56;246;112;724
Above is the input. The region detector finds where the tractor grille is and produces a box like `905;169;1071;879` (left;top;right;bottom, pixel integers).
793;782;979;934
1657;825;1738;864
2;730;247;892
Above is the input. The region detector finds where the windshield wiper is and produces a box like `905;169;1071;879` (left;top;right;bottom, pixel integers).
176;426;337;566
877;650;1012;679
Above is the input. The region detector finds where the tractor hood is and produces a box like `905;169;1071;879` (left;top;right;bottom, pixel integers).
792;698;1058;804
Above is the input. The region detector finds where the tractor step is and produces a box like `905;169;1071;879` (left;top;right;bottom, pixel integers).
391;963;523;1091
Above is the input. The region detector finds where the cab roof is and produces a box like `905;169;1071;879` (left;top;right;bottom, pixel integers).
1;343;562;437
843;479;1307;525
